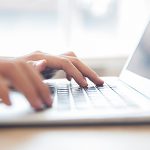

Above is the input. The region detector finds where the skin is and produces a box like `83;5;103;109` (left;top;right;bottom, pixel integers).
0;59;51;110
22;51;104;86
0;51;104;110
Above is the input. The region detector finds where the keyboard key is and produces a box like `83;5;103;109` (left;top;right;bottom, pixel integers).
85;86;110;108
98;88;127;108
56;85;70;110
53;79;140;111
71;87;89;109
111;86;138;107
105;80;138;107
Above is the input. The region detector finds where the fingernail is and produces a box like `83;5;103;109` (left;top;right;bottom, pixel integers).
96;78;104;86
82;79;88;87
34;100;44;110
46;96;53;107
6;102;12;106
5;101;12;106
35;107;44;111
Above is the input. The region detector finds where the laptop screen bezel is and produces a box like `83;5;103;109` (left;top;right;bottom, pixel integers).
119;20;150;98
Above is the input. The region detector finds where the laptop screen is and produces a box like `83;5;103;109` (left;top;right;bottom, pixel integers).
127;22;150;80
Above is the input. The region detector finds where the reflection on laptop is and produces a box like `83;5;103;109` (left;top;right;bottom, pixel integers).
1;20;150;126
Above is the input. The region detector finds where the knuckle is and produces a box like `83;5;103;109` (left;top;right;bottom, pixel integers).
61;58;71;66
33;50;43;57
31;51;44;59
72;57;80;64
59;58;72;72
34;50;42;54
68;51;76;56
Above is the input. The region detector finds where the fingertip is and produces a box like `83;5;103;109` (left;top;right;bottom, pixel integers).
45;95;53;107
66;75;72;81
2;97;12;106
42;84;53;107
32;99;44;110
81;79;88;87
95;78;104;86
6;101;12;106
4;100;12;106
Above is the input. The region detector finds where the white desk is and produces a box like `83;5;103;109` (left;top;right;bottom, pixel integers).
1;125;150;150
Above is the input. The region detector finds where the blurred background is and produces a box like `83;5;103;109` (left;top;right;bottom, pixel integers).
0;0;150;76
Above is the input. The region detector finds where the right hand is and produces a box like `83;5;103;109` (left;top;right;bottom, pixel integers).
22;51;104;87
0;59;52;110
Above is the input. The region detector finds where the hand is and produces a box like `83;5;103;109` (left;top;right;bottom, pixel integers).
0;59;52;110
21;51;104;87
27;59;57;79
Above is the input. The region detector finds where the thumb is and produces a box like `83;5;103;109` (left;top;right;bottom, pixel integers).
27;59;47;72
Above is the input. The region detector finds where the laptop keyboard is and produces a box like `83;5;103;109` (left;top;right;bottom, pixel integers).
48;80;138;111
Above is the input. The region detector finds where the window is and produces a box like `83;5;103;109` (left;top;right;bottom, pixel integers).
0;0;149;58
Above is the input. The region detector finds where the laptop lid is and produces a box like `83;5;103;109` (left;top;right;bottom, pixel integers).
120;20;150;98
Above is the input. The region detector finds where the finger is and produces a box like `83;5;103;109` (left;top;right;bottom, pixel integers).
61;58;88;87
27;59;47;72
66;74;72;81
7;62;44;110
61;51;77;57
23;63;52;107
27;60;57;79
66;56;104;85
0;75;11;105
23;54;88;87
41;56;88;87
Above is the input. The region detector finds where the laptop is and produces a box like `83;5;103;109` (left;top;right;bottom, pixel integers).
1;21;150;126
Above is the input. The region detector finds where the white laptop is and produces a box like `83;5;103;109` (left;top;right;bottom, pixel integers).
1;21;150;126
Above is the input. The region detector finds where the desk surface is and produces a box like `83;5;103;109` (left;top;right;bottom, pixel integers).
1;125;150;150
